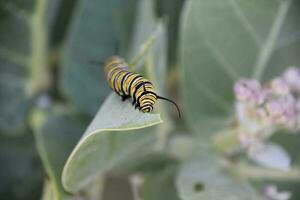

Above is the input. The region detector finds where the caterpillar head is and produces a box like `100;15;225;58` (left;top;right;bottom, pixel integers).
141;104;154;113
139;92;157;113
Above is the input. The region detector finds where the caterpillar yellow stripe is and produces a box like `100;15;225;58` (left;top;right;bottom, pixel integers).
104;56;181;117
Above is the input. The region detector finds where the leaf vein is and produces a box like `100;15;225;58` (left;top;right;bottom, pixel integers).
193;14;240;81
190;72;232;113
253;0;292;79
0;47;29;66
204;39;240;81
275;30;300;50
228;0;261;46
0;2;31;22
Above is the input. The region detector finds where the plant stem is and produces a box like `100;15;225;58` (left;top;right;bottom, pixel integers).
129;29;158;68
40;180;55;200
28;0;51;96
213;127;240;155
87;175;105;200
227;163;300;181
130;174;144;200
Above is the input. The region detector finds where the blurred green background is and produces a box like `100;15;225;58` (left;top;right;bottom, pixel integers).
1;0;300;199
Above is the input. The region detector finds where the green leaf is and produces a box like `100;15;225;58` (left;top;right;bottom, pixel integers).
32;106;85;199
0;0;50;135
114;0;139;55
180;0;300;137
101;176;134;200
41;180;55;200
0;0;35;134
128;0;168;94
0;74;29;135
62;94;162;193
116;153;178;175
271;132;300;164
143;166;180;200
0;134;44;199
149;22;168;95
155;0;185;64
129;0;157;62
61;0;137;116
176;153;261;200
48;0;79;48
121;0;168;96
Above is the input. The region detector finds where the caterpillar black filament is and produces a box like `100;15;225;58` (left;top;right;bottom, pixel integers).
104;56;181;117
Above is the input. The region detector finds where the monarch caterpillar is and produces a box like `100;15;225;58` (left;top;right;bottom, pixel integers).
104;56;181;117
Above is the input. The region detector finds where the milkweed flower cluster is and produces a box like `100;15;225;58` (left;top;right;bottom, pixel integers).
234;67;300;170
262;185;292;200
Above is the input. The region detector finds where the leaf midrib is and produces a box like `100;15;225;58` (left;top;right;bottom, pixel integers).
193;0;292;81
189;0;292;113
228;0;262;47
253;0;292;80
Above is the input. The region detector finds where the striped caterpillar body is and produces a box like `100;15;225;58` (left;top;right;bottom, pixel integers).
104;56;181;117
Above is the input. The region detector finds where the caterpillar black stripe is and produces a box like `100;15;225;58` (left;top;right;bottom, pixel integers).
104;56;181;117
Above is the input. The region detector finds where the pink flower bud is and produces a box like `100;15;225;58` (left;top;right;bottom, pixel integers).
262;185;291;200
271;78;290;96
265;96;296;126
257;87;273;105
234;79;261;104
283;67;300;92
256;107;267;118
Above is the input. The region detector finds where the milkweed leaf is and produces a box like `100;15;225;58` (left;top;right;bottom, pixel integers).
176;152;262;200
0;0;47;135
32;107;85;199
180;0;300;138
61;0;138;116
62;94;162;193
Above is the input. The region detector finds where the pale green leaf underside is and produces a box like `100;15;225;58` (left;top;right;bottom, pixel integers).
62;93;162;192
180;0;300;137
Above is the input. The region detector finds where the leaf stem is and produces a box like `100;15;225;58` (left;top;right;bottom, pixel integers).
0;47;29;66
235;162;300;182
32;109;68;200
130;174;144;200
129;28;158;68
213;127;240;155
27;0;51;96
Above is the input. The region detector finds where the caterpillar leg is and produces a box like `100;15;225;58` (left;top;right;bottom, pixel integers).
134;104;140;110
121;95;129;101
132;99;136;106
132;100;141;110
